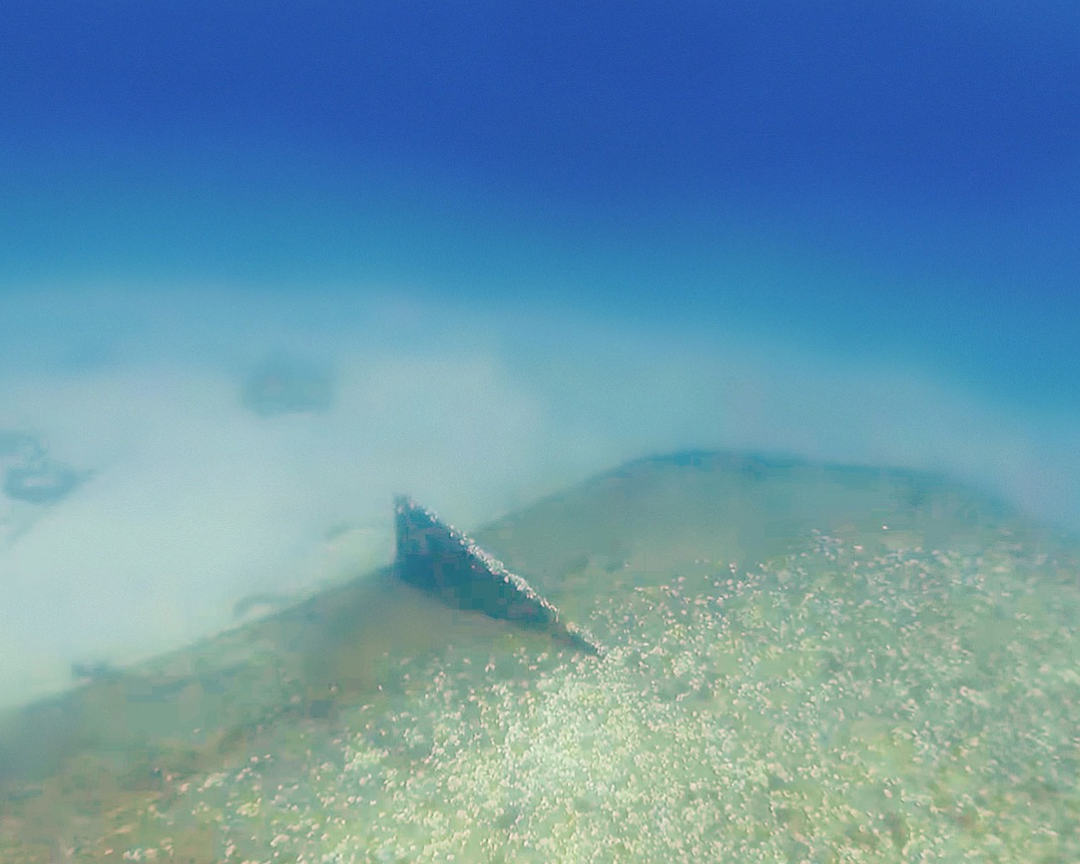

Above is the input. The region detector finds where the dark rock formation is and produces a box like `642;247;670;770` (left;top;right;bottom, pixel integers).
394;495;602;655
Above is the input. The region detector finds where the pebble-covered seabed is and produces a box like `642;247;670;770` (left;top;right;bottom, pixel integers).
11;523;1077;863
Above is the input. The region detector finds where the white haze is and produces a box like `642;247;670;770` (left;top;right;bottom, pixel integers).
0;284;1076;709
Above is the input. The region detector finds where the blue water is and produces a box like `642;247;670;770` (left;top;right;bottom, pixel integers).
4;3;1077;397
1;2;1078;704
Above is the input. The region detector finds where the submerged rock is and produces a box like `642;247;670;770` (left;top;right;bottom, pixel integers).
70;662;122;685
241;356;335;417
0;431;43;461
394;495;603;655
2;460;87;505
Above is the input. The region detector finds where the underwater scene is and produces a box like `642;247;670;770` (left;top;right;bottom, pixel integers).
2;3;1079;862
